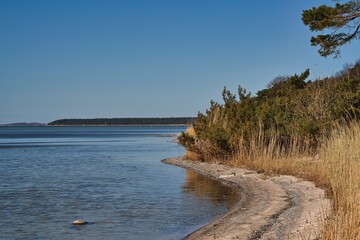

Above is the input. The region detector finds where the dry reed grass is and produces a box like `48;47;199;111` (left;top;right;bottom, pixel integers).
317;123;360;240
183;126;201;161
185;126;196;137
226;123;360;239
183;122;360;239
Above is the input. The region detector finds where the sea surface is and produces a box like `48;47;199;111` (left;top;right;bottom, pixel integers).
0;126;237;240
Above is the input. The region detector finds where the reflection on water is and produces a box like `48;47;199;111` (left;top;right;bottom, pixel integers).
182;170;238;207
0;126;240;240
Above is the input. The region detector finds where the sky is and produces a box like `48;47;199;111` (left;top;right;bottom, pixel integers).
1;0;359;124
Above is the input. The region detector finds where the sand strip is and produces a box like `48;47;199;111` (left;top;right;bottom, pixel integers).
162;157;330;240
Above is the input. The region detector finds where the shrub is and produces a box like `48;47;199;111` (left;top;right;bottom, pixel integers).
182;61;360;162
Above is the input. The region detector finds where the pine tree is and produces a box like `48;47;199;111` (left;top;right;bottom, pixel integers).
302;1;360;57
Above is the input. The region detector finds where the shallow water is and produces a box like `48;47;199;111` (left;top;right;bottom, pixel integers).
0;126;237;239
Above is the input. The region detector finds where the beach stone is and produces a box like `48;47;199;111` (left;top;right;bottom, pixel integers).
72;219;88;225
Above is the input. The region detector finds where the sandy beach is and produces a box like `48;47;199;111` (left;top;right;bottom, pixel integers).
162;157;330;240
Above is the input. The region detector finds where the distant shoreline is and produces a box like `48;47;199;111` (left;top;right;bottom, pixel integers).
47;124;189;127
48;117;196;126
1;117;196;127
0;123;46;127
0;124;189;127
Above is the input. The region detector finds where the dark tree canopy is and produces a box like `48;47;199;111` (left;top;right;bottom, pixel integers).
48;117;196;126
302;0;360;57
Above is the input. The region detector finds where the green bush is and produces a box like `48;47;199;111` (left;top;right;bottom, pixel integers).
183;61;360;161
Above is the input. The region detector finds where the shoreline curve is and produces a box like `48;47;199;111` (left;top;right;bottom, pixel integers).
162;157;330;240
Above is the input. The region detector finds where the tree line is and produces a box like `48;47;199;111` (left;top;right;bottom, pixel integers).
48;117;196;126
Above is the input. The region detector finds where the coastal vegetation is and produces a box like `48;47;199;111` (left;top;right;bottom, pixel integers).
48;117;196;126
179;2;360;236
179;61;360;239
179;61;360;161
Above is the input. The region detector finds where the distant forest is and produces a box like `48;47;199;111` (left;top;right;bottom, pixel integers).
48;117;197;126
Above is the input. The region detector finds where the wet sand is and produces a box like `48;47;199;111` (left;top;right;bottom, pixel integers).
162;157;330;240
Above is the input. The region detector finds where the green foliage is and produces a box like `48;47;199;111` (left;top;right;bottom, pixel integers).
183;62;360;160
178;132;195;149
302;1;360;57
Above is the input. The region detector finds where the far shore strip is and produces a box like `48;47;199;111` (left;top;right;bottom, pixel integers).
162;157;330;240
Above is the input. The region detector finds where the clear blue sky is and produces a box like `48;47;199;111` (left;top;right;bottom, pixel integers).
1;0;359;124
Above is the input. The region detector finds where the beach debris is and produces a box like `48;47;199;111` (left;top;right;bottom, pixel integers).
72;219;88;225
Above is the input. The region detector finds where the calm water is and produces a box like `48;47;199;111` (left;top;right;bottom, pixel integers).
0;126;237;240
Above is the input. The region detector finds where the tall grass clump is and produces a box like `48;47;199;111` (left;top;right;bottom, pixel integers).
228;119;360;239
221;124;330;193
317;122;360;239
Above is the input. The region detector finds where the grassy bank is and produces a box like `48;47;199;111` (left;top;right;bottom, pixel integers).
229;123;360;239
179;62;360;239
183;123;360;239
